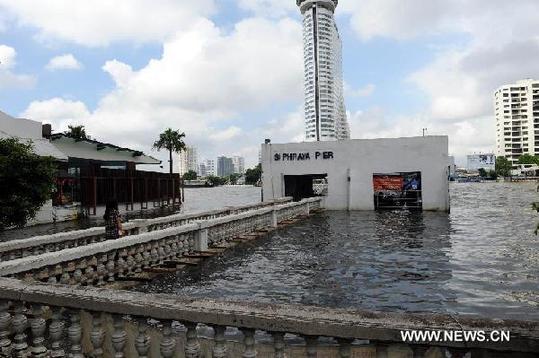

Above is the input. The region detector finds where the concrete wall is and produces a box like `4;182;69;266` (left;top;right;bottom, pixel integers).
261;136;450;211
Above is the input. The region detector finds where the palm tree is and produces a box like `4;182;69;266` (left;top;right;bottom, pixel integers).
65;125;89;141
153;128;186;175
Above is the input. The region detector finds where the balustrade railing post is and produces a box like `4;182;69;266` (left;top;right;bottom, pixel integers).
184;322;200;358
337;338;352;358
111;315;127;358
304;336;318;358
241;328;257;358
29;305;48;358
90;312;105;358
194;224;209;252
135;320;151;358
11;302;28;358
0;300;12;357
271;332;285;358
212;325;227;358
271;209;278;228
412;346;428;358
49;307;65;357
67;310;83;358
160;321;176;358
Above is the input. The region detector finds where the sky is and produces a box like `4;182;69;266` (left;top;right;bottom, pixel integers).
1;0;539;169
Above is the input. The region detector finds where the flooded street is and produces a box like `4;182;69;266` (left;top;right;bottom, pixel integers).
138;182;539;320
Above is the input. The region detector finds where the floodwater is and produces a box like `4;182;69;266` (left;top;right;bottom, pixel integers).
138;182;539;320
0;186;262;242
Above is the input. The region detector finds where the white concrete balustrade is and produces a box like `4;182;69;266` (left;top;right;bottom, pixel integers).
0;198;294;262
0;198;321;282
0;278;537;357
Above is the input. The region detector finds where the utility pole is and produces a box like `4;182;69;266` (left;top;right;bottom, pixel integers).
422;128;428;137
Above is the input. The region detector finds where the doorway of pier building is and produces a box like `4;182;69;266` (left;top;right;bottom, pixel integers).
284;174;328;201
373;171;422;210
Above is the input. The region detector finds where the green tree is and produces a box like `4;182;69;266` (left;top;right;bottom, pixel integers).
487;170;498;180
206;175;226;187
228;173;241;185
495;156;512;177
245;164;262;185
517;154;539;165
64;125;89;141
0;138;56;229
478;168;487;178
153;128;186;175
183;170;197;180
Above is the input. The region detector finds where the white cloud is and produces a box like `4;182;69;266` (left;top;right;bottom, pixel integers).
340;0;539;159
348;108;495;165
0;44;35;89
237;0;297;18
46;54;82;71
0;0;216;46
20;17;303;168
22;98;91;131
0;44;16;69
209;126;242;142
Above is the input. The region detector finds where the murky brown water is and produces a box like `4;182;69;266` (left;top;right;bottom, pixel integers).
138;182;539;320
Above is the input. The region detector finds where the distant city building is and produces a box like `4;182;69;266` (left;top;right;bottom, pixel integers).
467;154;496;171
178;146;198;176
297;0;350;142
495;79;539;168
199;159;216;177
232;156;245;174
198;163;207;177
217;156;234;177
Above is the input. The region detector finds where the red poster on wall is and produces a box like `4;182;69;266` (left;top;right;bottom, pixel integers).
373;175;403;191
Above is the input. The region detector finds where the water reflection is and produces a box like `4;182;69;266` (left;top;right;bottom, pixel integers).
139;183;539;320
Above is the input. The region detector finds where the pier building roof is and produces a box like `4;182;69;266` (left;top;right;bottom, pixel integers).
50;133;160;165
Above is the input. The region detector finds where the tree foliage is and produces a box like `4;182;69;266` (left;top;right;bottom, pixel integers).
0;138;56;229
495;156;512;177
64;125;89;141
206;175;226;187
183;170;197;180
227;173;241;185
153;128;186;175
245;164;261;185
518;154;539;165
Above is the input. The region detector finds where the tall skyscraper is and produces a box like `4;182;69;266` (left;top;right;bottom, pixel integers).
495;79;539;168
217;156;234;177
297;0;350;142
178;146;198;176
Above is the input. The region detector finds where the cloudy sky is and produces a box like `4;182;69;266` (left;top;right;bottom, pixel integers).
1;0;539;168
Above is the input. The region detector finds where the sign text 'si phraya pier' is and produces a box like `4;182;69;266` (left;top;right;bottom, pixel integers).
274;151;334;161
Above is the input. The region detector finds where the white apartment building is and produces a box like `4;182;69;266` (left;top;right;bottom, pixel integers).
178;146;198;176
199;159;216;177
232;156;245;174
297;0;350;142
495;79;539;168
